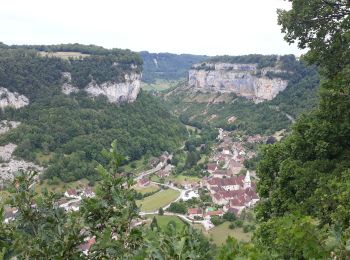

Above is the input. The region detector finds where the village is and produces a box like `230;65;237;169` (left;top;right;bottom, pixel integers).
3;127;268;252
134;128;266;231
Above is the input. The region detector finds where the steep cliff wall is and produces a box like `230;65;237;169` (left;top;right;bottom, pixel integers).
61;71;141;103
0;87;29;109
188;63;288;102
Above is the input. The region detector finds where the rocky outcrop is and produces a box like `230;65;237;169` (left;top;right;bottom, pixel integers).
0;87;29;109
188;63;288;103
61;72;141;103
61;72;79;95
85;72;141;103
0;143;44;185
0;121;21;135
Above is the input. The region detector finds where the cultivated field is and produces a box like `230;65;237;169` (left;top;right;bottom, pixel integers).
136;189;180;212
195;222;252;245
146;214;187;230
133;183;160;194
39;51;90;60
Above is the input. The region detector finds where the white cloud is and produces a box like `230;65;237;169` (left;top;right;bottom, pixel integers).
0;0;304;55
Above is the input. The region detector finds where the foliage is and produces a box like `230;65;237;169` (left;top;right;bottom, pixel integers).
0;91;187;182
0;44;187;182
223;212;237;222
2;171;84;259
1;142;216;258
168;201;187;214
208;54;278;69
253;214;330;259
144;224;216;259
235;1;350;259
277;0;350;78
165;55;319;135
140;51;207;83
211;216;224;226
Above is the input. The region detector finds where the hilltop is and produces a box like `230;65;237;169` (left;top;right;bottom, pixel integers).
0;44;187;183
162;54;319;135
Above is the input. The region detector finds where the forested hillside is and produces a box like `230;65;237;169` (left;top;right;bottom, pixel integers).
0;45;187;182
164;55;319;135
140;51;207;83
218;1;350;258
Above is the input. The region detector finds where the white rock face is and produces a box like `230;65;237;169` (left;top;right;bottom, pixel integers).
0;120;21;135
85;72;141;103
61;72;141;103
0;87;29;109
0;143;44;184
188;63;288;102
61;72;79;95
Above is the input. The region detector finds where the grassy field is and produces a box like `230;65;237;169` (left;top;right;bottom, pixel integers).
133;183;160;194
136;189;180;212
123;156;150;174
39;51;90;60
141;80;179;92
150;174;200;186
170;175;201;185
195;222;252;245
34;178;90;194
146;214;187;230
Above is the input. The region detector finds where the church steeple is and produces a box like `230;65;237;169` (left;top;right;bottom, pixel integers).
244;170;251;189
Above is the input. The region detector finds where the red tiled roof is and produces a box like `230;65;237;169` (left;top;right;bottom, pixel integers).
229;198;245;207
67;189;77;196
206;210;223;216
227;207;240;215
79;237;96;252
207;163;217;171
208;176;244;187
188;208;202;215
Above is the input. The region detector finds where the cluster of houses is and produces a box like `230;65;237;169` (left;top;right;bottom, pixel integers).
197;130;260;217
206;171;259;215
187;207;224;220
58;186;95;212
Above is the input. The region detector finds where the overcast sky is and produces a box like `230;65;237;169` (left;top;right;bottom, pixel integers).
0;0;304;56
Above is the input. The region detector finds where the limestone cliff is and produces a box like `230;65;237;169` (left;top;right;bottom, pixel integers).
0;87;29;109
61;71;141;103
188;63;288;102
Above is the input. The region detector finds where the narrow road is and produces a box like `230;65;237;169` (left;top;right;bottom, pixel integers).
135;163;163;181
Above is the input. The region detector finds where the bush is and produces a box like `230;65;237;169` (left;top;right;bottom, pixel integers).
223;212;237;222
235;220;243;228
158;208;164;215
168;202;187;214
243;225;250;233
229;223;235;229
211;216;224;226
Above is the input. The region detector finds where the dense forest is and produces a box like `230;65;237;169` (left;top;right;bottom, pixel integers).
0;44;142;95
164;55;319;135
0;45;187;182
221;1;350;258
207;54;278;69
140;51;207;83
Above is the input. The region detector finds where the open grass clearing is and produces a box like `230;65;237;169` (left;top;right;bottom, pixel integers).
141;80;180;92
133;183;160;194
145;214;187;230
194;221;252;245
136;189;180;212
170;174;201;185
34;178;90;195
39;51;90;59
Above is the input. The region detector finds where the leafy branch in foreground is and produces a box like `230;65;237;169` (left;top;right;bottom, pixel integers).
1;141;216;259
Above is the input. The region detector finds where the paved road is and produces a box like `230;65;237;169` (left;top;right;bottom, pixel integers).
135;163;163;181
